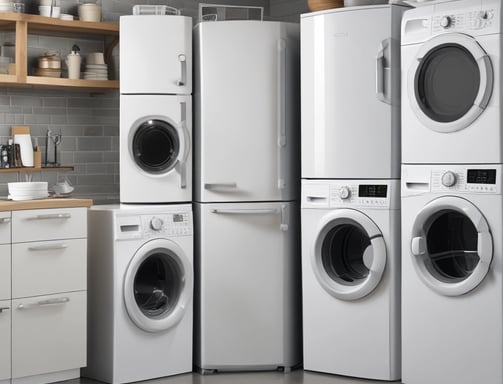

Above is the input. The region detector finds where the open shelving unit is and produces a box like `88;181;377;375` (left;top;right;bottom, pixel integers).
0;12;119;91
0;166;74;174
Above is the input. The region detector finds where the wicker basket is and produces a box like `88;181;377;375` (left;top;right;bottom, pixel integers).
307;0;344;11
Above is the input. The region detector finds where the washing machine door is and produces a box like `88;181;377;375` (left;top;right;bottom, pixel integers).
408;33;493;133
312;209;387;301
410;196;493;296
130;110;190;184
124;238;193;333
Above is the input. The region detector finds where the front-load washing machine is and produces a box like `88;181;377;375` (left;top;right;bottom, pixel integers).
402;164;502;384
84;204;193;384
120;94;192;203
301;179;400;381
402;0;502;164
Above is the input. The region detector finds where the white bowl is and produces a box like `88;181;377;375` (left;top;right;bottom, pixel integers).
8;182;48;193
52;182;74;195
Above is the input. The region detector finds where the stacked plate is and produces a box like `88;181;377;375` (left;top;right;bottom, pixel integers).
0;0;13;12
83;63;108;80
8;182;49;201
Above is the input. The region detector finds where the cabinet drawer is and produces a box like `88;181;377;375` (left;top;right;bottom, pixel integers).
0;299;10;381
0;212;10;245
12;291;86;379
0;245;10;300
12;238;86;299
12;208;87;243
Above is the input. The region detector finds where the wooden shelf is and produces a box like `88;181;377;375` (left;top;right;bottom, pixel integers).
0;12;119;91
0;166;74;174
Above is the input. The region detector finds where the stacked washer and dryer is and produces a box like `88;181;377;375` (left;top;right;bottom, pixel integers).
401;1;503;383
83;13;195;384
300;3;407;381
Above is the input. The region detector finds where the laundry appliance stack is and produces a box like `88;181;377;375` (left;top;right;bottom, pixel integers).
83;12;194;384
400;1;503;384
300;3;408;381
193;19;302;373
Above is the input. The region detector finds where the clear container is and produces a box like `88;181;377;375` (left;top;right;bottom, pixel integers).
132;5;180;16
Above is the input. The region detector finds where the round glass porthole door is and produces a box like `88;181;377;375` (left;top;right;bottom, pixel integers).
124;239;193;333
312;209;387;301
410;196;493;296
408;33;493;133
132;119;180;174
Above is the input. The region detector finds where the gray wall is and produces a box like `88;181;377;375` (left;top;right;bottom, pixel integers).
269;0;308;22
0;0;271;204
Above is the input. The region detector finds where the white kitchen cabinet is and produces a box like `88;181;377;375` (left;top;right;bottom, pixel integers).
11;291;86;380
0;213;10;301
0;300;11;382
8;207;87;384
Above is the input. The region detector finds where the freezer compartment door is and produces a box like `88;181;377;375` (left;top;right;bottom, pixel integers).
195;201;301;370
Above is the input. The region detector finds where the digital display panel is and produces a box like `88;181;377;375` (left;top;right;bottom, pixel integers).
358;185;388;198
467;169;496;185
173;214;184;223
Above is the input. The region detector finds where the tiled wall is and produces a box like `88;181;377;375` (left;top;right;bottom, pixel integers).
0;0;269;204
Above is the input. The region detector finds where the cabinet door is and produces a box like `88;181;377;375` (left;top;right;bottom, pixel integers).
196;202;297;367
0;212;10;244
12;291;86;379
0;300;10;381
12;239;86;299
0;245;10;300
12;208;86;243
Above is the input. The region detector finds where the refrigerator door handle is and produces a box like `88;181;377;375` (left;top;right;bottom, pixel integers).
376;38;391;105
176;101;189;189
277;38;287;191
280;204;289;232
210;208;279;215
176;54;187;87
204;183;237;190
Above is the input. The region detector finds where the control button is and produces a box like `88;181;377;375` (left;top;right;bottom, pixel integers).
150;217;164;231
440;16;452;28
339;186;351;200
441;171;457;187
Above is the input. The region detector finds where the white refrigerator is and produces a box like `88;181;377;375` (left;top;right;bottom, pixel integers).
194;20;301;372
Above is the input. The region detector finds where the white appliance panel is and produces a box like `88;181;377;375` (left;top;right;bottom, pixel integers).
194;21;300;202
301;5;405;179
195;202;301;370
0;300;10;381
120;15;192;95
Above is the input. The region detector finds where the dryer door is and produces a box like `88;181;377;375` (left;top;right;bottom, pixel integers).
410;196;493;296
312;209;387;301
408;33;493;133
124;238;193;333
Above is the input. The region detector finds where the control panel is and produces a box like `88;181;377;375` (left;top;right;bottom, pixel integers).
431;168;498;193
328;183;390;208
431;9;495;32
141;212;192;237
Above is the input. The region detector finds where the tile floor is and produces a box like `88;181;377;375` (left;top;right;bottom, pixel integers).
75;370;400;384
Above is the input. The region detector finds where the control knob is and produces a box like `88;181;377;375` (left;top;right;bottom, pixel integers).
150;217;164;231
440;16;452;28
441;171;457;188
339;186;351;200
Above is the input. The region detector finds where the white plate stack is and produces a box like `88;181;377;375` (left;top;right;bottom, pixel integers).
8;182;49;201
0;0;13;12
84;52;108;80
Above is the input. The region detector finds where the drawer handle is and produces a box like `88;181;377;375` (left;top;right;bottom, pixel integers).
0;217;10;224
28;243;68;252
0;307;9;313
18;297;70;310
27;213;72;221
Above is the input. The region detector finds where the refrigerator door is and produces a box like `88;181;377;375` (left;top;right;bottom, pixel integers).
194;201;301;371
194;21;300;203
120;15;192;95
301;5;405;179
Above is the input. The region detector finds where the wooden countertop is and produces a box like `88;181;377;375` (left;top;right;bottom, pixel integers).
0;198;93;212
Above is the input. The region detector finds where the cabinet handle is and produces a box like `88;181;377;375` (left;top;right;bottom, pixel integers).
27;213;71;221
0;217;10;224
28;243;68;252
0;307;9;313
18;297;70;310
176;54;187;86
211;208;279;215
204;183;237;190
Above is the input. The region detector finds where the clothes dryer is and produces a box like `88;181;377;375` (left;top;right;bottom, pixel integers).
120;15;192;95
301;179;401;381
402;0;502;164
402;164;502;384
301;4;407;179
84;204;193;384
120;94;192;203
